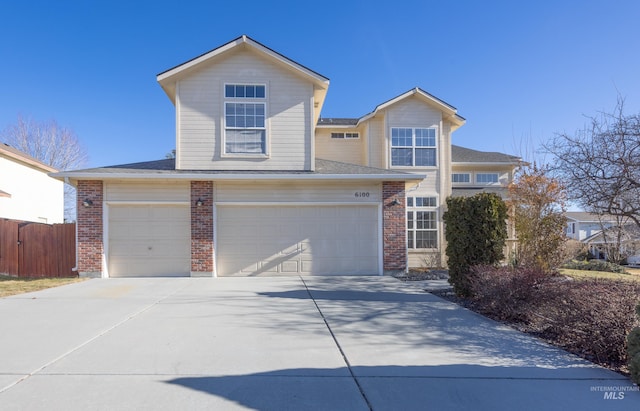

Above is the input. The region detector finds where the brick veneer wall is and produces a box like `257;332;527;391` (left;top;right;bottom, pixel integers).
382;181;407;273
77;180;103;277
191;181;214;275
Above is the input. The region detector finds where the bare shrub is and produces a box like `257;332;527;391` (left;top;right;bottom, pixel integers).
468;265;640;371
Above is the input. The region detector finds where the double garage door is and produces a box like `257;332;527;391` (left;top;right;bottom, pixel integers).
216;205;380;276
107;204;379;277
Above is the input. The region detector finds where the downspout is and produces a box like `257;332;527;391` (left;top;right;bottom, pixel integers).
66;176;79;273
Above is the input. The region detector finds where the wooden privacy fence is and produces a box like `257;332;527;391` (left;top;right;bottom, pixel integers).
0;219;76;278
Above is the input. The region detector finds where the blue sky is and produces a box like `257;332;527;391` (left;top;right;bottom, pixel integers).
1;0;639;168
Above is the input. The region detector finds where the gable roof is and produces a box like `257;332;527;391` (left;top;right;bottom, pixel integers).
359;88;466;130
52;158;424;182
451;145;521;164
157;35;330;124
0;143;58;173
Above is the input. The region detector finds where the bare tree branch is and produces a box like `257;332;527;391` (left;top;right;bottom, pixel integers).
1;115;88;221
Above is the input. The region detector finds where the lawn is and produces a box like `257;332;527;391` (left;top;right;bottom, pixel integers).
559;267;640;281
0;275;85;298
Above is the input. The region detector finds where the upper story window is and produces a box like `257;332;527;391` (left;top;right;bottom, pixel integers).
331;132;359;139
391;127;436;167
452;173;471;183
224;84;267;155
476;173;499;184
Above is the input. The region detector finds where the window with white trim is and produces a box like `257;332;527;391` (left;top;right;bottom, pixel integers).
391;127;437;167
406;196;438;249
331;132;359;139
452;173;470;183
476;173;499;184
224;84;266;155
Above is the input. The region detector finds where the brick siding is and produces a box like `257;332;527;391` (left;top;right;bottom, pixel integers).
191;181;214;274
382;181;407;272
76;180;103;276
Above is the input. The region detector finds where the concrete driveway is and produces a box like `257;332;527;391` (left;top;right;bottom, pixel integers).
0;276;638;410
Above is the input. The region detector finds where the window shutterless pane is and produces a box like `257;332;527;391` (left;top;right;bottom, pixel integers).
391;148;412;166
452;173;470;183
245;85;255;98
235;85;245;97
331;133;345;139
415;128;436;147
407;197;414;207
407;211;413;229
416;231;437;248
256;85;265;98
225;85;235;97
415;148;436;166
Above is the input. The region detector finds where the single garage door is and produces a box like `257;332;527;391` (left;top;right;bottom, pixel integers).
216;205;379;276
108;204;190;277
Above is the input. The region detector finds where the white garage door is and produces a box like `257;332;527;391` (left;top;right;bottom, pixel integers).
108;205;190;277
216;205;379;276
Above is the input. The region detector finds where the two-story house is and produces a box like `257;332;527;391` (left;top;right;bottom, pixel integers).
1;143;64;224
54;35;519;278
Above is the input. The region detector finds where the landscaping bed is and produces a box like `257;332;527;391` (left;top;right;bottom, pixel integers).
399;268;640;377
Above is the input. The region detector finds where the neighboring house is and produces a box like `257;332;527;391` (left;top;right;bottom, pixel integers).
53;35;519;278
565;211;617;241
583;224;640;263
0;143;63;224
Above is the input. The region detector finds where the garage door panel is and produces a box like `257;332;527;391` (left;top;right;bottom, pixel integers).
108;205;190;277
217;205;379;276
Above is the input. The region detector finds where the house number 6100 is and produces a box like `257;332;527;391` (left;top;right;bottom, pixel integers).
354;192;370;198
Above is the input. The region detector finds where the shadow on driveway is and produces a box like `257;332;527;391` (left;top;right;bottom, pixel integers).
167;365;640;411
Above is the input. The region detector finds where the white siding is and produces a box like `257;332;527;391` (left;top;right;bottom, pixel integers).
215;181;381;203
0;156;63;223
105;181;189;202
367;117;385;169
387;97;442;130
315;128;366;165
176;49;313;171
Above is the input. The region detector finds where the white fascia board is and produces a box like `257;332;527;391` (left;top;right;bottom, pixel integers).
316;124;357;129
452;162;519;167
52;172;425;182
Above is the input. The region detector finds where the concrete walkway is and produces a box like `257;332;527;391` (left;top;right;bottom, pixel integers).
0;276;638;410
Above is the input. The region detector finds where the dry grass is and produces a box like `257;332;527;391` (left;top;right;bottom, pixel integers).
560;268;640;282
0;275;85;298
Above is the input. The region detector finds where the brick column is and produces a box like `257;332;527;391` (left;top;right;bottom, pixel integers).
383;181;406;274
76;180;103;278
190;181;214;276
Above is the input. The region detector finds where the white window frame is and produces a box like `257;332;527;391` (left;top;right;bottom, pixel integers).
222;83;268;157
452;173;471;184
331;132;360;139
390;127;437;168
476;173;500;184
406;196;438;249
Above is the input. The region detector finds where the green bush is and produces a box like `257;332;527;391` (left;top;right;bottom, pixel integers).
562;259;626;273
443;193;508;297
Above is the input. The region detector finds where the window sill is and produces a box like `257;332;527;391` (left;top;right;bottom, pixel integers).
221;153;270;159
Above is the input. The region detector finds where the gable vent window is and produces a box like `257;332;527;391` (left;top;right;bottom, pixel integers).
331;132;359;139
391;127;436;167
224;84;267;155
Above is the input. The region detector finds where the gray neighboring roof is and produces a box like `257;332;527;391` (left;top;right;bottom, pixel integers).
452;145;521;164
565;211;617;223
51;158;422;181
317;118;359;126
